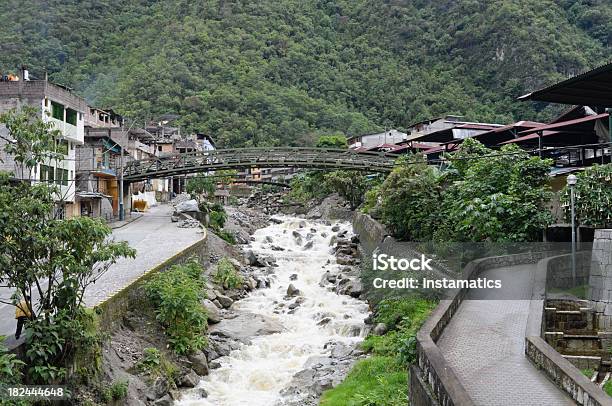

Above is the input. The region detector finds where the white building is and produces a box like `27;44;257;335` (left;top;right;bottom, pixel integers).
347;129;408;149
0;76;87;217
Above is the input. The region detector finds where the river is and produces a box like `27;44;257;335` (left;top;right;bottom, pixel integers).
178;216;369;406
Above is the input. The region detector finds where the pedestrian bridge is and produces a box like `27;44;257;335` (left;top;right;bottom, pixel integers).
122;147;397;181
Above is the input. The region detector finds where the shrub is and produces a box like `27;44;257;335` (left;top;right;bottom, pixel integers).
213;258;243;289
101;380;128;402
136;348;179;383
0;337;25;386
145;260;207;355
216;229;236;245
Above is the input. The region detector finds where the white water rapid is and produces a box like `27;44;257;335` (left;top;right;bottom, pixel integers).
178;217;370;406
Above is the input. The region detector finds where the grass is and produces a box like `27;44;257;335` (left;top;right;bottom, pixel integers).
319;356;407;406
604;380;612;396
548;284;589;299
321;297;436;405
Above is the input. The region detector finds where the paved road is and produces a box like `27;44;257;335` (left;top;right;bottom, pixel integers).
437;264;575;406
0;205;203;338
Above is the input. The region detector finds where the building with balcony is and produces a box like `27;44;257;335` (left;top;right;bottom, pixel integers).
75;129;128;220
0;77;87;217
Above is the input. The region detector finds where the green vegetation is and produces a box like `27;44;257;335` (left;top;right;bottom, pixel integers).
374;139;553;242
0;1;608;147
322;297;436;406
604;379;612;396
136;348;179;384
214;258;244;290
101;380;129;403
145;259;208;355
0;108;134;387
560;164;612;227
320;356;407;406
0;337;25;387
581;368;595;378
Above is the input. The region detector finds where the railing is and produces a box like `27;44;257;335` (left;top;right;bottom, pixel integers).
48;117;79;142
122;147;398;181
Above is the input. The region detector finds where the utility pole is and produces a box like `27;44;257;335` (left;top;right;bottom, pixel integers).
567;174;578;287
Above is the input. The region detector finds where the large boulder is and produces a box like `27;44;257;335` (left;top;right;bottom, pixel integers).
175;199;199;213
202;299;221;324
179;370;200;388
209;312;283;344
216;294;234;309
286;284;300;297
187;352;210;376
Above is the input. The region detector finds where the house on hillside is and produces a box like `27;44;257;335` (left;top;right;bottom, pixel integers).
347;129;408;149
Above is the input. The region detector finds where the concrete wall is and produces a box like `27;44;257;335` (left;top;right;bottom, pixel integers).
589;230;612;319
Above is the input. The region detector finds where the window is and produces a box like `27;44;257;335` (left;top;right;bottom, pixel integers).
39;165;55;183
57;168;69;186
51;101;64;121
66;108;77;126
56;139;69;155
158;145;162;152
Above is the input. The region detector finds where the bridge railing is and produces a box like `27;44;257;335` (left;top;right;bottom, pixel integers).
122;147;397;180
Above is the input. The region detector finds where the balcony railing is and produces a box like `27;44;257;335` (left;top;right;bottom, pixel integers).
48;117;81;142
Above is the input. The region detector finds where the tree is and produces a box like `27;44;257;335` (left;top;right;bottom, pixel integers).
560;163;612;227
437;139;553;242
0;108;135;383
377;155;443;241
316;133;348;149
186;174;215;202
323;170;370;210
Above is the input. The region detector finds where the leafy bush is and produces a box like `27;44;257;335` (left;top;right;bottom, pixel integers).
560;163;612;227
145;260;207;355
0;337;25;386
213;258;243;290
136;348;179;383
216;229;236;245
101;380;128;402
377;155;443;241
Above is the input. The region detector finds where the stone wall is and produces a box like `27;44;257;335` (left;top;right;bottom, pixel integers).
351;212;388;256
525;337;610;406
589;229;612;322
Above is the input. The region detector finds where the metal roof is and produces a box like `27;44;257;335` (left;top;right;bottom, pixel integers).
518;61;612;106
516;113;608;136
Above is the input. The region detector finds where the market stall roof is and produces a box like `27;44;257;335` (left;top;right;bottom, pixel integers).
518;61;612;106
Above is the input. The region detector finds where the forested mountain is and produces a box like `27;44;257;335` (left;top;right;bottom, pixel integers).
0;0;609;147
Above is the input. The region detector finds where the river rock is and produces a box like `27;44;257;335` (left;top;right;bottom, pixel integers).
373;323;388;336
175;199;199;213
264;236;273;243
202;299;221;324
331;225;340;232
179;370;200;388
153;395;173;406
187;352;210;376
345;280;363;298
245;250;258;266
286;284;300;297
209;312;284;344
303;240;314;250
290;274;298;281
216;294;234;309
199;388;209;398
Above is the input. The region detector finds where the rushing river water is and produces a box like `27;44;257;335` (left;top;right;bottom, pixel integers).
178;217;369;406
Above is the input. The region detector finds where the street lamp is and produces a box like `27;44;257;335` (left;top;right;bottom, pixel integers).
567;174;578;287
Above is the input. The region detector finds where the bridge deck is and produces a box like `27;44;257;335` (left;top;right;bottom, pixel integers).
437;264;575;406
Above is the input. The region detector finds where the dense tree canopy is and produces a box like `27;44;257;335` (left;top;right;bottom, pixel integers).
0;0;608;147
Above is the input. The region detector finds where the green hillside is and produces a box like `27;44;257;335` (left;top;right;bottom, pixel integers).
0;0;609;147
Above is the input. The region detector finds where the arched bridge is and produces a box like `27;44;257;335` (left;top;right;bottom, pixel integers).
122;147;397;181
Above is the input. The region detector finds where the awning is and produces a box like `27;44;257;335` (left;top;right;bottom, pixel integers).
518;62;612;106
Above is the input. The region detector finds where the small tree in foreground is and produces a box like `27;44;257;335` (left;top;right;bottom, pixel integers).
0;108;135;383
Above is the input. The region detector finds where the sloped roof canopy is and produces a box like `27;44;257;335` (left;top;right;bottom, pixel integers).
518;62;612;107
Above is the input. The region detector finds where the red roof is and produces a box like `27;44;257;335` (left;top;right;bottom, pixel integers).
365;143;402;151
516;113;609;136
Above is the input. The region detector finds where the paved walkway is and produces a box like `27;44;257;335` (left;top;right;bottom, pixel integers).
0;205;203;337
437;264;575;406
83;204;204;307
